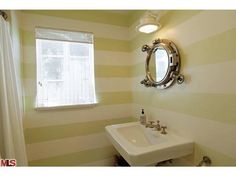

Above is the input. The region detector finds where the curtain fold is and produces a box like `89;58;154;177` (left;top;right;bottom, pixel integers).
0;15;28;165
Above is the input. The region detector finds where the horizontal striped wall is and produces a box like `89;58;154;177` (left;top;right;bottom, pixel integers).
130;10;236;166
21;10;236;166
20;11;133;166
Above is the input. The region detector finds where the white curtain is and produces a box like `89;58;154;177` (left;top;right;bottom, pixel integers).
0;15;28;165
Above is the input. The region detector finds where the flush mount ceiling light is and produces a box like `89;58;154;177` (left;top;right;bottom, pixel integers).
136;11;161;34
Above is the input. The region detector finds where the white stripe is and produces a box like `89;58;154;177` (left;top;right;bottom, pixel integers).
131;59;236;94
27;133;111;161
158;11;236;48
22;46;36;64
96;78;131;92
94;50;132;66
132;103;236;159
131;76;150;92
23;79;36;96
23;77;132;97
177;59;236;94
24;103;132;128
130;47;146;65
22;46;132;65
20;13;129;41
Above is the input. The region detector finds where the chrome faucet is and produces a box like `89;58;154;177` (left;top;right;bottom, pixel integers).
144;120;168;134
145;120;168;134
155;120;161;131
145;121;155;128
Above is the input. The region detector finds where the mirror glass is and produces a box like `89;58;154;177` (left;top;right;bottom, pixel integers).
149;46;169;82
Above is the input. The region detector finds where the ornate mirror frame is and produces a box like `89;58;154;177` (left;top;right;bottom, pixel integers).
141;39;184;89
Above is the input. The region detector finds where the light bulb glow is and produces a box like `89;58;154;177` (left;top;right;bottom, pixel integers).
138;24;158;34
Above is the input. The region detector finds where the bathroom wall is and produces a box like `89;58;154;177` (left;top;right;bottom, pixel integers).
21;10;236;166
20;11;134;166
130;10;236;166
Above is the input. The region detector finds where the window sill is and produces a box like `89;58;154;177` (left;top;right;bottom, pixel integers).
35;102;98;111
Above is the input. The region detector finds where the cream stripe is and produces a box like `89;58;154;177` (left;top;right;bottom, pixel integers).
96;78;132;92
22;46;35;64
21;13;129;41
22;63;132;79
178;59;236;94
131;76;150;92
131;47;146;65
23;79;36;96
24;92;132;112
132;59;236;94
81;157;115;166
25;117;132;144
94;50;132;66
22;46;132;66
132;104;236;159
23;78;132;96
28;146;116;166
133;91;236;124
158;11;236;48
24;103;132;129
26;133;110;161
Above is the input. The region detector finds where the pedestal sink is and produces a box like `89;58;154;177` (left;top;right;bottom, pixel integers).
105;122;193;166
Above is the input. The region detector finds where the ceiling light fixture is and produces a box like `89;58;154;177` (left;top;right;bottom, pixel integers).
136;11;161;34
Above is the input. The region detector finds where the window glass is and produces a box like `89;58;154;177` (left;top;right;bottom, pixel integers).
35;28;96;108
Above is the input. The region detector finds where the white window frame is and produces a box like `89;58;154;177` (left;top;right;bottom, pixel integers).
35;27;97;110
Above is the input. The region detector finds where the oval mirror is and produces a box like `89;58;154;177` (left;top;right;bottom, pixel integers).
149;46;169;82
141;39;184;89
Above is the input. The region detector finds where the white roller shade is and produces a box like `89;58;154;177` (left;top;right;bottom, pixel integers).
36;27;93;44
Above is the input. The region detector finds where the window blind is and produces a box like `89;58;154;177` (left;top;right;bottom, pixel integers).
36;27;93;44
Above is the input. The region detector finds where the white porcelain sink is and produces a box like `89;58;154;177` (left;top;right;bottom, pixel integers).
105;122;194;166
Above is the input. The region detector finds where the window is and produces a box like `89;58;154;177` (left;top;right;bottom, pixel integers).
35;28;96;108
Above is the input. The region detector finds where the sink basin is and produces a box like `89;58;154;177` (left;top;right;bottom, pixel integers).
105;122;193;166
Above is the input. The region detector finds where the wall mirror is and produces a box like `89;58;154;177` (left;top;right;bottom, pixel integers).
141;39;184;89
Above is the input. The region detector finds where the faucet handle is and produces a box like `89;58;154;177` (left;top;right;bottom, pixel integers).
149;120;155;125
161;125;167;134
156;120;161;131
145;120;155;128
